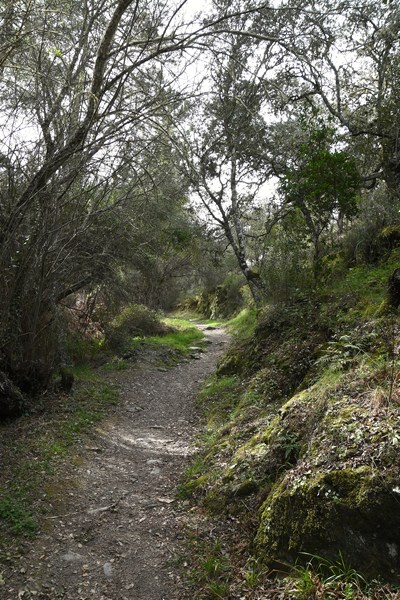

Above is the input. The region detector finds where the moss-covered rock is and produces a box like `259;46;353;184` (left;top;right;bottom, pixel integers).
196;274;245;320
231;478;259;497
256;466;400;582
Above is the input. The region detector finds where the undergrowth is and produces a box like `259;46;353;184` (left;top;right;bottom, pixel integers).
180;253;400;598
185;534;234;600
0;378;119;542
288;552;400;599
226;308;257;340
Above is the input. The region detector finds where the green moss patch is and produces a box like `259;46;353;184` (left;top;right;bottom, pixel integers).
257;465;400;582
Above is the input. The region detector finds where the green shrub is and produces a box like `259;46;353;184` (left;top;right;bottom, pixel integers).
103;327;132;356
104;304;168;355
112;303;167;336
65;334;103;365
260;215;313;302
319;252;347;283
341;187;400;265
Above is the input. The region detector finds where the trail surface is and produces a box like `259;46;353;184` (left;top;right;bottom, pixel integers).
3;325;229;600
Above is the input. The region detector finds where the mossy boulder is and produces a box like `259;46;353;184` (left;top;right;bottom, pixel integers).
196;274;245;319
231;478;259;497
256;466;400;582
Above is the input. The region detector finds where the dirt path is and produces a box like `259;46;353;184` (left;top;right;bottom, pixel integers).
3;325;229;600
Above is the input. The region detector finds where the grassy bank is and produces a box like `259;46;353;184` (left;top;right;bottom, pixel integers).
180;255;400;599
0;373;119;550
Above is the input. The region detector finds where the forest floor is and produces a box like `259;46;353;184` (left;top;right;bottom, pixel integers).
1;325;229;600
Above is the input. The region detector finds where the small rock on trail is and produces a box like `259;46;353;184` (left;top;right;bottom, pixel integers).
2;326;229;600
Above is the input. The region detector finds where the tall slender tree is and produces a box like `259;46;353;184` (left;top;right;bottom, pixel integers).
180;4;278;304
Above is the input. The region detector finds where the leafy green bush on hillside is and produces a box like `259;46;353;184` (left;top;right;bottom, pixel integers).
104;304;168;355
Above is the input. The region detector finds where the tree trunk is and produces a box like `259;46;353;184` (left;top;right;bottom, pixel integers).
226;152;265;306
297;198;321;279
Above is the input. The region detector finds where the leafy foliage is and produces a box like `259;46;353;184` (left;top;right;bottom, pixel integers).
104;304;168;355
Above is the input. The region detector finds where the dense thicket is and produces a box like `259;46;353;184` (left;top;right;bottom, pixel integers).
1;0;399;403
0;0;207;395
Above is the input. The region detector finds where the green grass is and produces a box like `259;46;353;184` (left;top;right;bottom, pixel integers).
231;389;265;418
144;317;205;353
103;356;129;371
198;375;240;425
0;380;119;539
243;558;267;590
0;496;38;536
184;455;208;479
198;375;239;402
168;311;224;327
145;330;204;352
163;316;200;329
327;250;400;314
187;539;232;599
178;375;242;502
71;363;99;381
177;455;211;499
167;310;200;320
287;552;397;599
192;317;224;327
226;308;257;340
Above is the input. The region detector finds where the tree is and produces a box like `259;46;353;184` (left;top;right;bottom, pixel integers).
1;0;281;393
0;0;217;390
270;0;400;199
279;124;360;270
180;5;276;305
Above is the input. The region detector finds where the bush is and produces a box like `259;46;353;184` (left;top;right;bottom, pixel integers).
342;186;400;265
112;304;167;336
64;334;103;366
104;304;168;355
